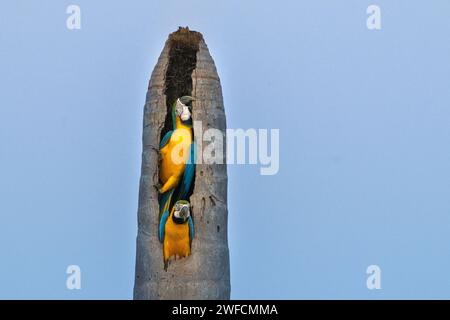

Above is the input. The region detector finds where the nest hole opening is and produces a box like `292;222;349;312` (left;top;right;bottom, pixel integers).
160;27;202;213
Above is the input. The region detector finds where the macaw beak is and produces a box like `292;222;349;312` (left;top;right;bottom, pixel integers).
180;206;189;218
180;96;196;105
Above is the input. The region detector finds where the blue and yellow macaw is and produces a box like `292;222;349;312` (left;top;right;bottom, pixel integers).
159;200;195;270
158;96;196;220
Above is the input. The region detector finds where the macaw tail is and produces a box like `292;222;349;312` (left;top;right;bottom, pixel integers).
158;189;174;220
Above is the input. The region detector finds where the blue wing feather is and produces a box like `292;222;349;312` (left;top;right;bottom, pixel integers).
178;142;196;200
159;210;169;243
159;130;173;149
188;216;195;243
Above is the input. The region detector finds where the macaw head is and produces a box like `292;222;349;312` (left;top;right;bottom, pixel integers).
175;96;195;122
172;200;191;223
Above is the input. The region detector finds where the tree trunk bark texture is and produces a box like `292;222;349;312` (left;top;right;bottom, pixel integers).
134;27;230;300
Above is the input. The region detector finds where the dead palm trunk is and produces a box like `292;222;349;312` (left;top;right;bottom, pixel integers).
133;28;230;299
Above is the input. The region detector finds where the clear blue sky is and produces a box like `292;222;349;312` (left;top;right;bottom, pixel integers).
1;0;450;299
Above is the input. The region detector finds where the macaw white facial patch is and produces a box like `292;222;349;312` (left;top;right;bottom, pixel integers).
174;203;190;219
176;99;191;121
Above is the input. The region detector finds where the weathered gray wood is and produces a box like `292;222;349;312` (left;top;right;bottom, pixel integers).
134;28;230;300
